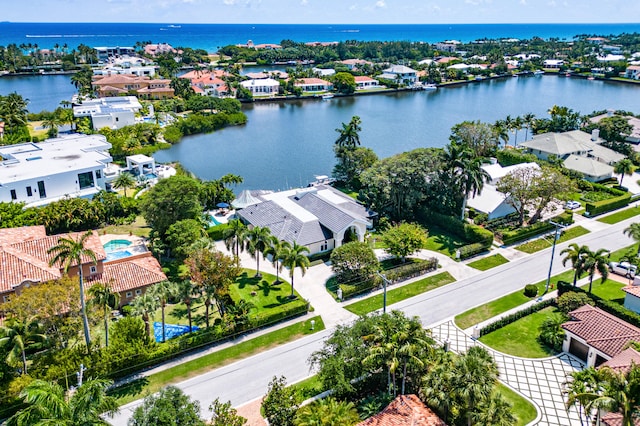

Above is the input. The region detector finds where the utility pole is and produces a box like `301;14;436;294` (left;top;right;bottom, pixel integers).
545;221;566;294
76;363;87;387
376;272;390;314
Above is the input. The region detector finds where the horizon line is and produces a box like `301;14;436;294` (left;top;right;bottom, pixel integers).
3;21;640;25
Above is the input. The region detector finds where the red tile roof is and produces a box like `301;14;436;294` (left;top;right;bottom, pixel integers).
87;253;166;293
295;77;330;86
10;231;106;268
0;226;47;245
601;412;640;426
357;394;447;426
599;347;640;373
354;76;377;82
623;284;640;298
562;305;640;357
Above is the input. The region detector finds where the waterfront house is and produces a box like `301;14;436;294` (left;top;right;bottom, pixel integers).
236;185;376;255
563;155;615;182
240;78;280;96
357;394;446;426
340;59;373;70
543;59;564;68
379;65;418;86
625;65;640;80
92;75;174;99
94;46;136;61
143;43;177;56
0;226;166;307
561;304;640;368
294;78;333;93
0;135;112;207
590;111;640;144
180;70;229;97
73;96;142;130
354;76;379;90
94;64;159;77
245;71;289;80
312;68;336;77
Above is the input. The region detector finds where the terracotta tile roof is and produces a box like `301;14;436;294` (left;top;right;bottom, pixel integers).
93;74;146;85
354;76;377;82
295;77;330;86
599;347;640;373
10;231;106;268
357;394;447;426
562;305;640;357
0;226;47;245
97;85;128;94
137;87;174;94
87;253;166;293
623;285;640;298
601;411;640;426
0;246;60;292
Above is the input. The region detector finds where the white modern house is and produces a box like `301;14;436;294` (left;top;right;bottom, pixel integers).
0;135;112;207
240;78;280;96
236;185;377;255
379;65;418;86
73;96;142;130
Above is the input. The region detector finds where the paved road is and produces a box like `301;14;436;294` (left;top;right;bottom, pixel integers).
108;216;636;425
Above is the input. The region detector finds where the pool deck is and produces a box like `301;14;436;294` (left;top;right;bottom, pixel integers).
99;233;146;246
208;209;237;225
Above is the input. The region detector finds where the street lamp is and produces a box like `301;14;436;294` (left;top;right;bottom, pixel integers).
376;272;391;314
544;221;566;294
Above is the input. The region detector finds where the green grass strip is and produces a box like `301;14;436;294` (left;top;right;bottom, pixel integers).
454;270;576;330
344;272;455;316
110;316;325;405
597;205;640;224
496;383;538;426
467;253;510;271
515;226;590;254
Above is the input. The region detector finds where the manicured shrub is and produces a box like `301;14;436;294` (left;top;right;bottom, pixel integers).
499;221;554;245
557;291;595;314
523;284;538;297
458;242;488;259
585;192;631;216
418;210;494;249
496;150;538;167
207;223;230;240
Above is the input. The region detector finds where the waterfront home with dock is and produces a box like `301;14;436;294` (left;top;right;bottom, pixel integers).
240;78;280;96
294;77;333;93
379;64;418;85
92;74;174;99
73;96;142;130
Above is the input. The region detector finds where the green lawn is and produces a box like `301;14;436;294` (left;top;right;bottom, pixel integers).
597;205;640;224
110;316;325;405
609;244;637;262
497;383;538;426
580;278;626;304
467;253;509;271
344;272;455;316
98;215;151;237
515;226;590;254
289;375;326;402
423;226;469;259
231;270;306;311
479;306;558;358
455;270;576;330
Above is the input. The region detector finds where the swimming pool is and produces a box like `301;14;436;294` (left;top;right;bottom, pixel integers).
106;250;133;262
208;214;222;227
103;239;131;253
145;172;158;180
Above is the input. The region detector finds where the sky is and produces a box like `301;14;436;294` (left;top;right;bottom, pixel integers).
4;0;639;24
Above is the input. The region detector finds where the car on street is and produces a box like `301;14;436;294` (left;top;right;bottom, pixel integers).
565;201;581;210
609;261;637;277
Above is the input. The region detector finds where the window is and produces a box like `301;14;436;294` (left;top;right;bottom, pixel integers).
10;189;17;200
26;186;32;197
95;170;102;179
2;295;10;303
77;171;95;190
37;180;47;198
126;292;132;298
135;289;142;296
90;266;97;274
321;242;328;251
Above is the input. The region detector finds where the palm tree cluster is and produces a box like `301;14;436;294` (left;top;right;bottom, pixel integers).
444;140;491;220
560;243;610;293
0;92;30;143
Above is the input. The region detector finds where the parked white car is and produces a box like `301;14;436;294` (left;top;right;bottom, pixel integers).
565;201;581;210
609;261;637;278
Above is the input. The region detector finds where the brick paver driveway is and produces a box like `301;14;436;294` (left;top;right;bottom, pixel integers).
431;321;586;426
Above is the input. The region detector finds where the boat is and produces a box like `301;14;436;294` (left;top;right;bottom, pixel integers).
565;73;572;77
321;93;334;100
308;175;336;187
533;70;544;75
423;83;438;90
587;76;595;80
167;25;181;28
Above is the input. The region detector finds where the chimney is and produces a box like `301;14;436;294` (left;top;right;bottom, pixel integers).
591;129;600;141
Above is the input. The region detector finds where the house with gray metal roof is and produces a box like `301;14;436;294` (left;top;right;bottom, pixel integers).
236;185;376;255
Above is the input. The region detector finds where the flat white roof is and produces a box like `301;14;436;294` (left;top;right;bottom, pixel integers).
73;96;141;117
0;135;112;185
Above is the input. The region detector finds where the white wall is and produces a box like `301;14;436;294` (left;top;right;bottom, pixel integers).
92;110;136;130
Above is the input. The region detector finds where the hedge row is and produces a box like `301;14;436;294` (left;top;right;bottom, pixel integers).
495;150;538;167
479;298;556;336
498;211;574;246
207;222;231;240
557;281;640;329
418;210;494;258
585;192;631;216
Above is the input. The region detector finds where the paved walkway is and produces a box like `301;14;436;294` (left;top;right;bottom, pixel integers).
431;321;585;426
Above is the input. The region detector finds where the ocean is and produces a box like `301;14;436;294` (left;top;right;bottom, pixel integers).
1;22;639;53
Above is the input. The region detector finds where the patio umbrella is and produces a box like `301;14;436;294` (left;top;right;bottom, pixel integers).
216;202;230;208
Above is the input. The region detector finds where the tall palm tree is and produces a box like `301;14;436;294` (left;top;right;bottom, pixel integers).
471;393;517;426
560;243;588;286
41;115;61;138
421;353;457;423
47;230;97;349
511;116;523;146
579;247;610;293
281;242;310;298
624;222;640;255
0;319;47;375
294;397;360;426
88;282;119;348
131;292;160;340
335;115;362;149
493;119;510;147
615;158;636;187
147;281;178;343
445;143;491;220
263;236;290;284
223;218;248;259
396;317;433;394
565;367;600;423
522;112;537;140
111;172;136;196
6;378;119;425
176;279;198;332
454;346;499;426
246;226;272;278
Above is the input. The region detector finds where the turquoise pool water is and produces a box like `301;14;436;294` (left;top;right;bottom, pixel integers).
208;214;222;227
103;239;131;253
106;250;133;262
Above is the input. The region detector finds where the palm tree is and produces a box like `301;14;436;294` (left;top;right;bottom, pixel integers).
511;116;523;146
6;378;119;425
421;353;457;423
131;292;160;340
88;282;119;348
565;367;600;423
47;230;97;349
0;319;47;375
294;397;360;426
147;281;178;343
281;242;310;298
579;247;610;293
471;393;517;426
223;218;248;259
624;223;640;255
335;115;362;149
41;115;61;138
111;172;136;196
454;346;499;426
493;119;510;147
614;158;636;187
522;112;537;140
263;236;290;284
445;143;491;220
176;279;198;332
246;226;272;278
560;243;588;286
